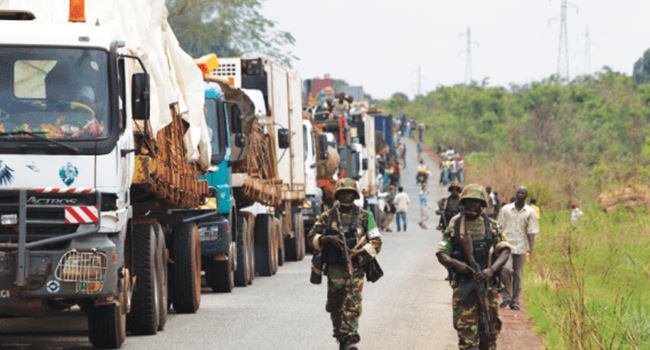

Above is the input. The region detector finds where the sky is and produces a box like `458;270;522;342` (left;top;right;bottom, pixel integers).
263;0;650;99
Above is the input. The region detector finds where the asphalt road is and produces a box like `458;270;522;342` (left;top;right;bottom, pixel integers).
0;137;458;349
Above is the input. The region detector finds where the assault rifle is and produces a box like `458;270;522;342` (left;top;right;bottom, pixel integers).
459;215;494;350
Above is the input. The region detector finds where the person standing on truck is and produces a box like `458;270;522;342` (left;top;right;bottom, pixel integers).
498;186;539;310
394;186;410;232
436;184;511;350
308;179;383;350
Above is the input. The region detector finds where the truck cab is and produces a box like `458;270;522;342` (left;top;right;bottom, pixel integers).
197;83;236;293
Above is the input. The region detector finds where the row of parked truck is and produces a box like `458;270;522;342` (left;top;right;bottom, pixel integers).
0;1;398;349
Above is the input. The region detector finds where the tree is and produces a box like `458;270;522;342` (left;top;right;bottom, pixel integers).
633;49;650;84
166;0;296;66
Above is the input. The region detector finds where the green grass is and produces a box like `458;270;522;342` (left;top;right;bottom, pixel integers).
524;207;650;349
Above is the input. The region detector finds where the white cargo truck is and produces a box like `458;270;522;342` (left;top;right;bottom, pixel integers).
0;2;211;348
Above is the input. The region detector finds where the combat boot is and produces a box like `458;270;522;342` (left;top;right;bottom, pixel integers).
340;334;360;350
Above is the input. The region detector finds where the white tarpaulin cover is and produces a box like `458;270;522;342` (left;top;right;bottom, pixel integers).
0;0;211;168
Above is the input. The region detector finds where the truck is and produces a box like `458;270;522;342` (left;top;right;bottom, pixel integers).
210;57;311;273
0;2;211;348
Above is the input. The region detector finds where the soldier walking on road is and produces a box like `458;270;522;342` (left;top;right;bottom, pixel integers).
436;184;512;350
498;186;539;310
436;180;463;231
309;179;383;350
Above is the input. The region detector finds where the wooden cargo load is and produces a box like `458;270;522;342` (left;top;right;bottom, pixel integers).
132;105;209;209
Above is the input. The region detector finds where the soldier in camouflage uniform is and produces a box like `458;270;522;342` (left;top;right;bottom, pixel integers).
309;179;383;350
436;184;512;350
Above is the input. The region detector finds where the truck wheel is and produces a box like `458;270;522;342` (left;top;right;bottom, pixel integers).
285;212;305;262
126;224;160;335
246;216;255;284
234;214;250;287
87;292;126;349
154;224;168;331
172;222;201;313
206;258;234;293
276;218;284;270
254;214;273;277
296;212;306;260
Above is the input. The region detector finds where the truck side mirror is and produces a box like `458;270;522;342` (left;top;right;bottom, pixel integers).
230;103;242;133
235;133;246;148
132;73;150;120
362;158;368;170
319;134;329;160
278;128;290;149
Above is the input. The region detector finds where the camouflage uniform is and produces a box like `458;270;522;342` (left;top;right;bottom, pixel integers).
437;185;510;350
309;179;383;345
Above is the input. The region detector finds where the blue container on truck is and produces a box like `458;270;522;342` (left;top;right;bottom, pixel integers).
373;114;396;158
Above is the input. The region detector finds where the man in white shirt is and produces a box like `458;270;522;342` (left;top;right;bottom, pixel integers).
393;186;410;232
498;186;540;310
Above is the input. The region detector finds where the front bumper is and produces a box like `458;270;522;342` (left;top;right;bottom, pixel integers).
0;190;120;315
199;217;231;257
0;236;118;300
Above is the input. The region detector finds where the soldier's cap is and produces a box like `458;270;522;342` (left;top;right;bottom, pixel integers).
459;183;488;206
334;178;361;200
448;179;462;192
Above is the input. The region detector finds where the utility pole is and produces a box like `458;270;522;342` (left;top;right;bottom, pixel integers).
582;25;592;75
460;27;478;85
417;65;422;96
554;0;577;81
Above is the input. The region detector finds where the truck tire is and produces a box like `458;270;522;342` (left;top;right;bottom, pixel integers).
254;214;273;277
206;258;234;293
87;292;126;349
246;215;255;284
276;217;284;270
285;212;305;262
296;212;306;261
154;224;168;331
126;224;160;335
172;222;201;313
234;214;250;287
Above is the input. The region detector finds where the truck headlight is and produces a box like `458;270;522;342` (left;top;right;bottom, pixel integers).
1;214;18;225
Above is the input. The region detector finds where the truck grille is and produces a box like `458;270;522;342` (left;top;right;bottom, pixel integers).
55;250;107;282
0;189;99;244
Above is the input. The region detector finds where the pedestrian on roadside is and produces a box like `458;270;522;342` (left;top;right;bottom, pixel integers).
436;184;511;350
498;186;540;311
308;179;383;350
382;185;397;232
416;142;423;162
456;156;465;186
570;203;583;224
529;198;541;220
418;184;430;229
394;186;410;232
485;186;496;218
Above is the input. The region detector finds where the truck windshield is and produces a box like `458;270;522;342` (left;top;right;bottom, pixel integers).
0;47;109;140
205;98;227;163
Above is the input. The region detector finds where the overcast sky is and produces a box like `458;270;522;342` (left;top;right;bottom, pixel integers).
263;0;650;99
